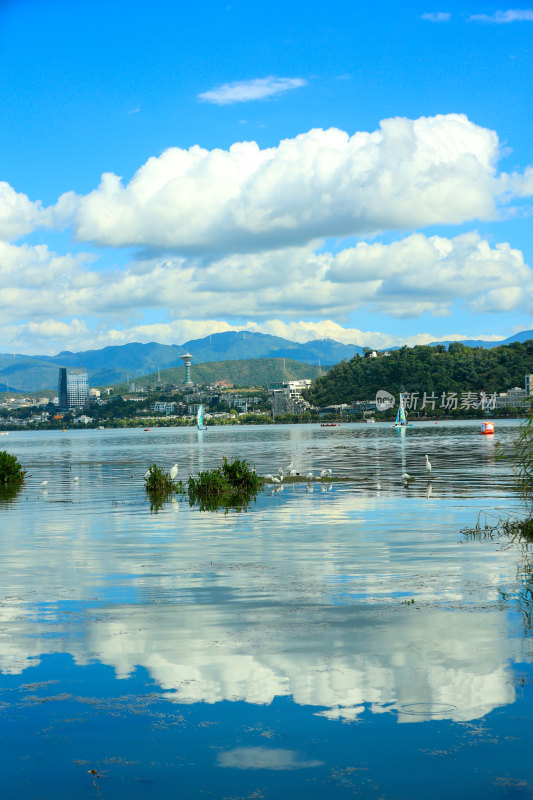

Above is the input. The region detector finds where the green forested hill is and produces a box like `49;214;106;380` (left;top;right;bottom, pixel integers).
305;341;533;405
115;357;326;390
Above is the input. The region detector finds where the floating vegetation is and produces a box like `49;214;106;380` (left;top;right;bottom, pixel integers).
144;464;184;513
461;509;533;542
187;457;263;512
0;450;26;486
0;451;25;503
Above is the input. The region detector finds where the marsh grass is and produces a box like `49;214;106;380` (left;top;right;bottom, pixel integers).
187;457;263;512
144;464;185;513
508;410;533;504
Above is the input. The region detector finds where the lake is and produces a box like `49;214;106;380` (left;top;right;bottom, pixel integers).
0;420;532;799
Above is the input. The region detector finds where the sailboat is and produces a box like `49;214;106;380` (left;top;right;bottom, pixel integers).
394;393;413;428
197;405;207;430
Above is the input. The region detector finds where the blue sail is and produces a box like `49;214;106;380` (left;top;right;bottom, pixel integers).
396;393;407;425
197;405;203;428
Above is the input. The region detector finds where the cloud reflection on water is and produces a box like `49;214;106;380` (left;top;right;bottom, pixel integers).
0;423;526;725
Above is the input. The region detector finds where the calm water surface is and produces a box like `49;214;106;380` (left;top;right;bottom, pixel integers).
0;420;532;799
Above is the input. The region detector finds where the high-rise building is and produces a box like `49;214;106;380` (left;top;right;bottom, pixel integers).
58;368;68;408
57;368;89;408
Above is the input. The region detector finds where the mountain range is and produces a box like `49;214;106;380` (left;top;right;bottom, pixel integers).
0;329;531;393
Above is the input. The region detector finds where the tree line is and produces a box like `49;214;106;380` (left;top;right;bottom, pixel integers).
305;341;533;406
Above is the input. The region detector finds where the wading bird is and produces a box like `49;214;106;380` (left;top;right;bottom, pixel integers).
425;454;432;475
170;463;179;480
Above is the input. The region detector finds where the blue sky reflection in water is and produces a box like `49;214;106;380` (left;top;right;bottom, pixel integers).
1;421;533;798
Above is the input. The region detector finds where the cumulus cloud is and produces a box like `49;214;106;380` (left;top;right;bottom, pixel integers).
65;114;514;253
327;231;530;316
421;12;451;22
0;229;529;355
198;76;306;105
470;9;533;22
0;182;47;241
0;182;79;242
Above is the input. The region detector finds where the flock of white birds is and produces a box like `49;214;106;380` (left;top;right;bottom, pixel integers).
38;454;433;491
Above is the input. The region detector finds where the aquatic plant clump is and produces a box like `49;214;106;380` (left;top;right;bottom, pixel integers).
144;464;178;494
0;451;26;486
187;457;263;511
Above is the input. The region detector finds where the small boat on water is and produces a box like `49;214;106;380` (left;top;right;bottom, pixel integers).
320;422;340;427
393;393;413;428
197;405;207;430
0;431;8;436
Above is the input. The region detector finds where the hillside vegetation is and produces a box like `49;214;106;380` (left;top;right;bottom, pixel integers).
306;341;533;405
116;357;327;390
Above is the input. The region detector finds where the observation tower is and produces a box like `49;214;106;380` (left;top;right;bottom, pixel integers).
180;352;193;386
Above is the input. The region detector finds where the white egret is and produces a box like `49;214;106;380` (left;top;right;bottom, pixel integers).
320;469;328;479
272;476;280;484
73;476;79;482
278;467;284;476
306;472;314;480
376;481;382;490
425;454;432;474
264;474;273;481
402;473;415;482
286;460;294;472
169;463;179;480
144;469;151;479
40;481;48;488
289;469;297;476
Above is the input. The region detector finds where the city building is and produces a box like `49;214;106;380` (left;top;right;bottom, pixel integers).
57;368;89;409
150;401;176;415
269;380;313;415
494;386;529;409
494;375;533;409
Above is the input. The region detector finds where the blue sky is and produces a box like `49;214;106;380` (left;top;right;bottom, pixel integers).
1;0;532;354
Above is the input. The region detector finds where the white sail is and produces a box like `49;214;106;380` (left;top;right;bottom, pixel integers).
197;405;203;428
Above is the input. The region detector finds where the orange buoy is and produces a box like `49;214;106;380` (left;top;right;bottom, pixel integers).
481;421;494;435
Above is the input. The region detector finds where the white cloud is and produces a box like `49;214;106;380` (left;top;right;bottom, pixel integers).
0;182;46;241
421;12;451;22
327;231;530;316
470;9;533;22
66;114;512;253
499;165;533;198
0;230;529;355
198;76;306;105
